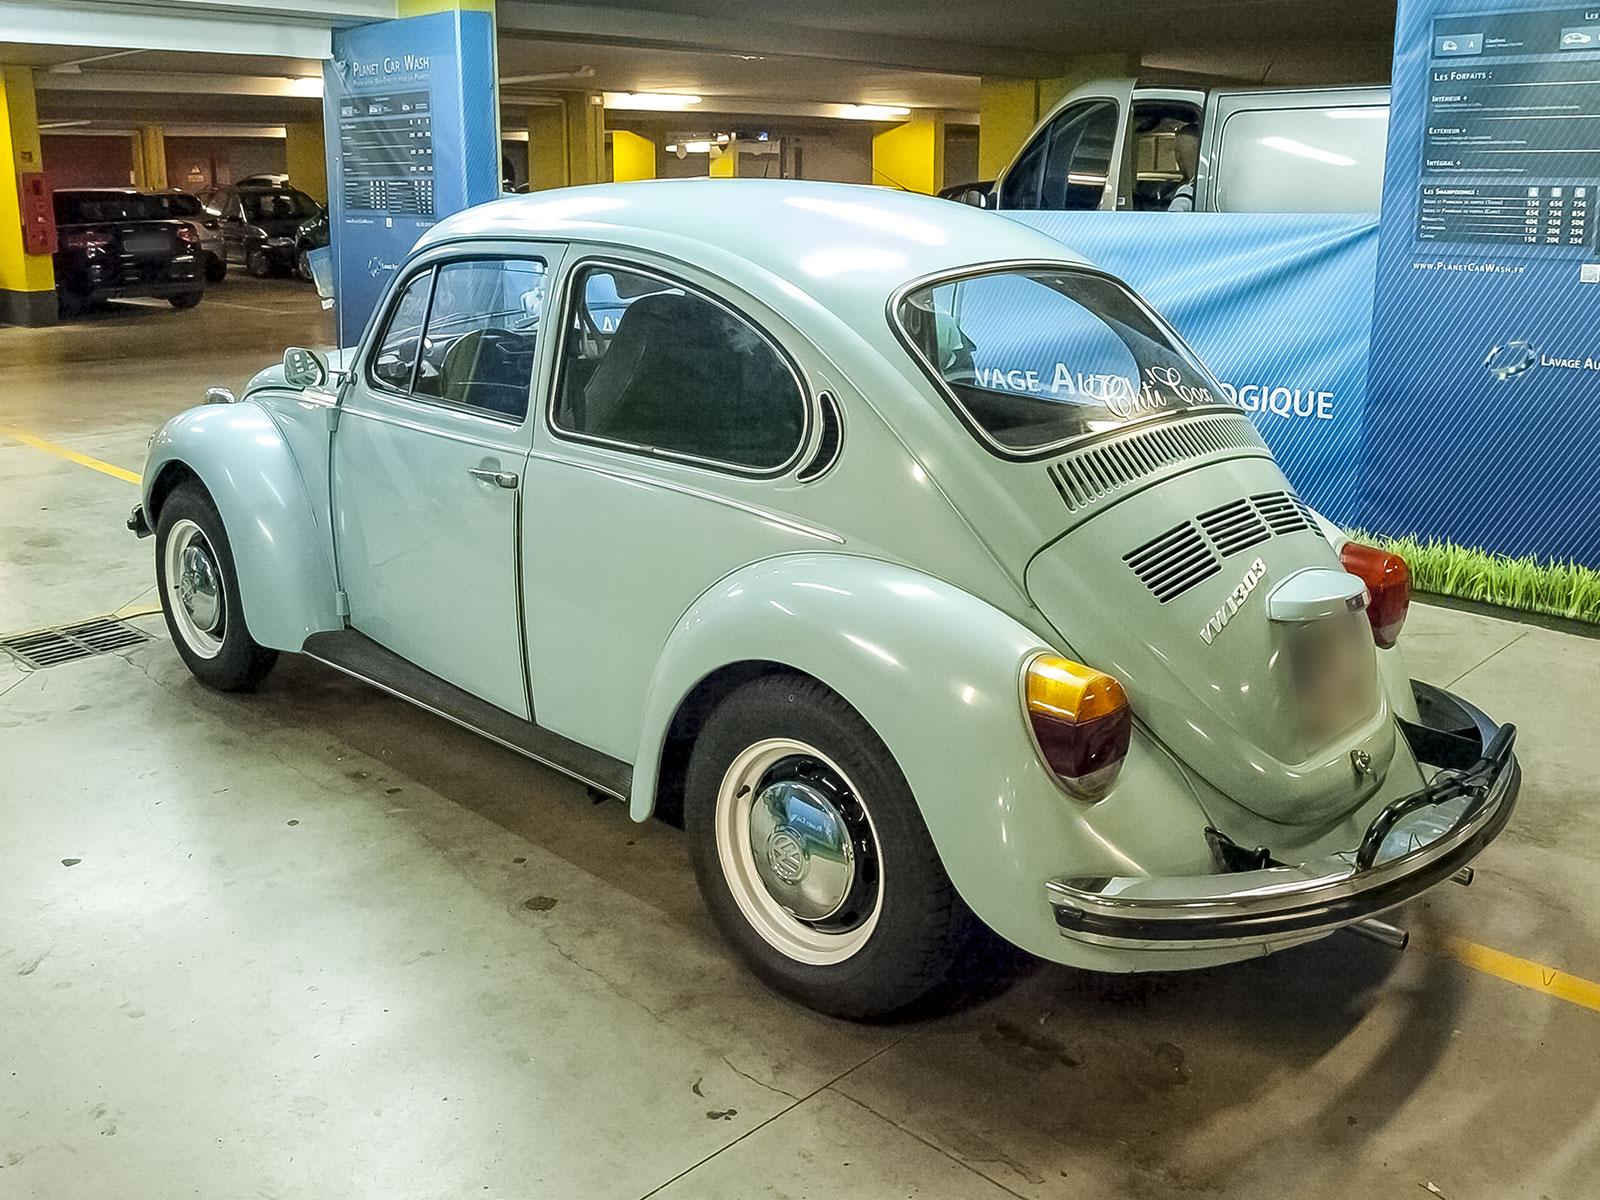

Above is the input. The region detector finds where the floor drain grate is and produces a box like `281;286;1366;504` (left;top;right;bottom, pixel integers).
0;616;154;669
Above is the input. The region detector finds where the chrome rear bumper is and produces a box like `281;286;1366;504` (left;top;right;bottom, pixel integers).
1046;682;1519;951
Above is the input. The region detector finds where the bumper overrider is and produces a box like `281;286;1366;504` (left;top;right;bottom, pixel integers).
1046;681;1519;950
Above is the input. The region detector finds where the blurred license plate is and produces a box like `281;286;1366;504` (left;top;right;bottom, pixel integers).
126;234;169;253
1288;610;1378;744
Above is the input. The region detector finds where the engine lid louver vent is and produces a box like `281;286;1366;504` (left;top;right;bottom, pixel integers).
1122;490;1320;604
1046;411;1266;514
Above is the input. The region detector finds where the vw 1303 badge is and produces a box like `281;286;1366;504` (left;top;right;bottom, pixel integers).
1201;557;1267;645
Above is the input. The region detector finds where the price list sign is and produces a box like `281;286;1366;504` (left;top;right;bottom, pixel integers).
1418;5;1600;255
338;88;436;217
1419;183;1594;246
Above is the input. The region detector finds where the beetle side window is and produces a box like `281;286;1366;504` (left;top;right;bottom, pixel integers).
370;270;434;393
408;258;547;419
551;263;806;472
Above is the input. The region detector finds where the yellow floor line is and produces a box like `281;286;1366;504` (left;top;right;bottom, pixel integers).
0;425;142;485
1438;935;1600;1013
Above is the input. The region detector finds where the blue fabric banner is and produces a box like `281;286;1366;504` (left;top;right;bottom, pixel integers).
322;10;501;347
1009;212;1379;524
1366;0;1600;567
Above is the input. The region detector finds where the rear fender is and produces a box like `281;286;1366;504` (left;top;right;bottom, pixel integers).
142;402;340;651
630;553;1222;963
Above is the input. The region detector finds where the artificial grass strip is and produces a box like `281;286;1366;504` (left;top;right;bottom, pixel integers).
1353;531;1600;627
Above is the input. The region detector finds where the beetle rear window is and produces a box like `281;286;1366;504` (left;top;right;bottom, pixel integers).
896;268;1228;454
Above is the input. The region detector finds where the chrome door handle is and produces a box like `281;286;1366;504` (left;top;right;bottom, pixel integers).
468;467;519;489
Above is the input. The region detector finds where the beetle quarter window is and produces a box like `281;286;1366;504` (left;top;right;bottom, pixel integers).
403;258;546;420
898;268;1230;454
370;270;434;393
552;263;805;471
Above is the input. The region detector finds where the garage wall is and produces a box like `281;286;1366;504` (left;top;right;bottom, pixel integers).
41;136;131;188
166;138;288;191
789;130;873;184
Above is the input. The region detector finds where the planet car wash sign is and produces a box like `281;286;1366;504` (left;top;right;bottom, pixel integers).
1365;0;1600;566
1009;212;1379;524
321;9;501;346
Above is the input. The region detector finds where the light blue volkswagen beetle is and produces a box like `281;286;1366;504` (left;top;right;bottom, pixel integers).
129;180;1519;1018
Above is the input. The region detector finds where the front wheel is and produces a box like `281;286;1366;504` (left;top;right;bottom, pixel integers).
295;245;314;282
168;290;203;310
155;483;278;691
247;247;271;278
685;674;978;1019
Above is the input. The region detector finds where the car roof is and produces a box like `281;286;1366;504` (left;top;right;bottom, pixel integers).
417;179;1092;324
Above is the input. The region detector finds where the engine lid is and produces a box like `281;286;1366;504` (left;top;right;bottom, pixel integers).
1024;455;1396;825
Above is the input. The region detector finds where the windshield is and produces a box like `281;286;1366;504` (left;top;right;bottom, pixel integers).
241;189;320;222
896;267;1229;454
54;192;166;223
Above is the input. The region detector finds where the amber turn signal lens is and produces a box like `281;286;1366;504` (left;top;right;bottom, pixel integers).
1339;541;1410;649
1024;655;1133;800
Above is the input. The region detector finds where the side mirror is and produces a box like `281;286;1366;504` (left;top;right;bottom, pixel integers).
283;347;328;389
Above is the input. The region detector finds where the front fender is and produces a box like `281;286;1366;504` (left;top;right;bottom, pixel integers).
631;554;1228;966
142;402;340;652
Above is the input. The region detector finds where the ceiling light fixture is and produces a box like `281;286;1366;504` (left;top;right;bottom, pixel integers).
839;104;912;120
604;92;703;111
285;76;324;97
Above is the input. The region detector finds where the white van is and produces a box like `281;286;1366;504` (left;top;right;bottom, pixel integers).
990;81;1391;214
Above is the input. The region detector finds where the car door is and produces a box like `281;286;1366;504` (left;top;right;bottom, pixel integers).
993;79;1137;212
221;191;247;263
331;246;561;718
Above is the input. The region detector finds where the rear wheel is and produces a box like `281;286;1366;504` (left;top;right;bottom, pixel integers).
205;253;227;283
295;245;313;282
155;482;277;691
685;673;977;1019
247;246;271;278
168;290;203;310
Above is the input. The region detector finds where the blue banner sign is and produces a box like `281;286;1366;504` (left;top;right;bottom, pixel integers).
321;9;501;346
1366;0;1600;566
1009;212;1379;523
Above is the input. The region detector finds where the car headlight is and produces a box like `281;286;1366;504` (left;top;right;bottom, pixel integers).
266;236;294;247
1022;653;1133;801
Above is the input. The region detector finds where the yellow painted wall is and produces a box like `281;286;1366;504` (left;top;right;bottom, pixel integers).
0;65;52;300
285;122;327;203
565;92;604;186
872;112;945;194
527;104;567;190
610;129;655;182
978;54;1141;181
396;0;493;14
708;142;736;178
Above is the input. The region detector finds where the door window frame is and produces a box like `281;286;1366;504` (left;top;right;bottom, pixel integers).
361;251;554;427
543;254;813;479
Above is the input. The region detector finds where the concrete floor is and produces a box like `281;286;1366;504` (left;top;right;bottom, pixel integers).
2;279;1599;1200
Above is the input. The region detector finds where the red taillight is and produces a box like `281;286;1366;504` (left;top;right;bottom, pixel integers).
61;228;113;251
176;224;199;246
1340;541;1410;649
1024;654;1133;800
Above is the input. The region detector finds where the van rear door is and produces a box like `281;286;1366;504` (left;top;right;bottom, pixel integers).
1195;86;1392;213
993;79;1137;212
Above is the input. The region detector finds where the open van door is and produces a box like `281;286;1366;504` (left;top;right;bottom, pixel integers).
1195;86;1391;213
993;78;1137;212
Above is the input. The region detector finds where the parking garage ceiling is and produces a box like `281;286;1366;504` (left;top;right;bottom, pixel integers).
5;0;1400;137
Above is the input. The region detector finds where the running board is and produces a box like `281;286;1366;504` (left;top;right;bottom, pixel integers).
301;629;633;800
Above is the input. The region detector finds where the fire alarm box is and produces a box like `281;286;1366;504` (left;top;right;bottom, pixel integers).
19;172;56;256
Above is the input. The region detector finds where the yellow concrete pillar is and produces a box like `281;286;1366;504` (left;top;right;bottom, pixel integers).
610;129;655;182
708;139;736;178
565;91;604;186
131;124;167;191
872;112;945;194
0;65;55;325
284;122;327;203
978;54;1140;181
527;104;566;190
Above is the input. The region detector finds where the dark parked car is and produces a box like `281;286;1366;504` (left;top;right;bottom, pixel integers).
199;183;328;279
51;188;205;317
150;190;227;282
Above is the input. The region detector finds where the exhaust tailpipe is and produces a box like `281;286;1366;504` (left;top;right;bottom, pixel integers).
1349;917;1409;950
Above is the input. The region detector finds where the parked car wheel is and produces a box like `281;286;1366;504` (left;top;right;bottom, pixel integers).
205;253;227;283
168;290;204;310
55;289;86;320
295;245;314;282
685;673;977;1019
155;483;278;692
247;247;271;278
